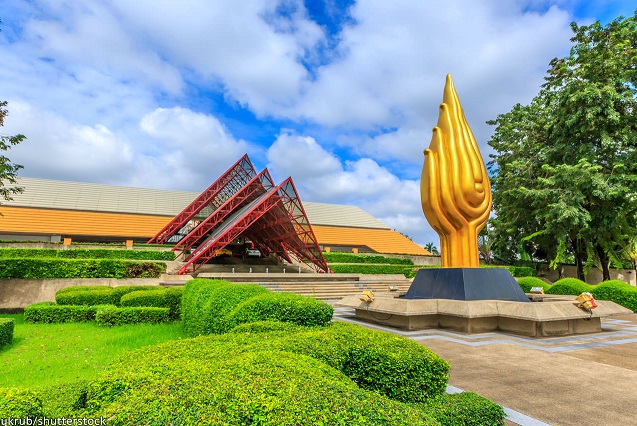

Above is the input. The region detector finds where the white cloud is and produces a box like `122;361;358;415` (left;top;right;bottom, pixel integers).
3;100;135;184
138;107;251;190
266;131;436;245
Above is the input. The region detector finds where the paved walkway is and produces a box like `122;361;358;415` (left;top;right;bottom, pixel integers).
334;308;637;426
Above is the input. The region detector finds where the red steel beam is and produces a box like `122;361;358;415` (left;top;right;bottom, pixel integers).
172;169;274;255
178;185;284;274
147;154;256;244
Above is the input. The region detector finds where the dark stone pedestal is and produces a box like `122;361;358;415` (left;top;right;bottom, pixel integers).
404;268;529;302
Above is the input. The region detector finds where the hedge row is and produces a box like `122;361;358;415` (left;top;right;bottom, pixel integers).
516;277;637;313
0;248;174;261
0;318;14;348
69;322;455;423
182;279;333;336
24;302;116;323
120;287;184;320
56;285;160;307
324;252;414;265
0;258;166;279
329;263;416;277
95;306;171;326
329;263;536;278
419;392;505;426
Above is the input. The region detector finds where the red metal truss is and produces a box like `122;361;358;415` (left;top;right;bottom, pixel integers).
178;183;284;274
177;177;329;274
172;169;275;256
244;179;328;273
147;154;256;244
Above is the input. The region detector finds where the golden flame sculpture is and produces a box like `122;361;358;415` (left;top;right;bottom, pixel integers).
421;75;491;267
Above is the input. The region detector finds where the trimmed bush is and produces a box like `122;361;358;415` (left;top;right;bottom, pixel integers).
545;278;593;295
24;302;116;323
120;287;184;320
228;292;333;330
0;258;166;279
81;349;439;425
56;285;160;307
592;280;637;312
420;392;505;426
222;322;449;403
329;263;416;276
0;387;44;419
95;306;170;326
182;280;268;336
324;252;414;265
0;318;14;348
517;277;552;293
56;288;119;306
0;248;174;261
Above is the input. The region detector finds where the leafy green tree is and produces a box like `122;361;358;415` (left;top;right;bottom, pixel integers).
488;12;637;282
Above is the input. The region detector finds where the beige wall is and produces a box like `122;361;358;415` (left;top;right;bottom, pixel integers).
537;264;636;286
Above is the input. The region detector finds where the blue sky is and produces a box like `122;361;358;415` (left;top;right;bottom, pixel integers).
0;1;635;248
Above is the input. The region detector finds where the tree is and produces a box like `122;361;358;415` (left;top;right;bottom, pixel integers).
488;12;637;282
424;242;439;256
0;100;25;203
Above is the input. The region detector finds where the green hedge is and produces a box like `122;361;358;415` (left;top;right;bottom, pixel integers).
182;280;268;336
420;392;505;426
0;248;174;261
0;387;44;419
0;258;166;279
329;263;416;277
592;280;637;312
516;277;552;293
228;293;334;330
95;306;170;326
24;302;116;323
80;349;440;425
324;252;414;265
120;287;184;320
227;321;449;402
0;318;14;348
481;265;536;277
56;285;160;307
545;278;593;295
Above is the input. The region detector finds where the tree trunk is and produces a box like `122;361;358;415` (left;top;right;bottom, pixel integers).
595;244;611;282
573;238;586;282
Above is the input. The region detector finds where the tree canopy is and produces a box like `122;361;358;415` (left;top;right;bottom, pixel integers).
487;12;637;281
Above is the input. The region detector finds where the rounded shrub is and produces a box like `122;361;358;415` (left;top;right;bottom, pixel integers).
545;278;593;295
228;292;333;330
419;392;505;426
517;277;552;293
81;347;439;425
591;280;637;311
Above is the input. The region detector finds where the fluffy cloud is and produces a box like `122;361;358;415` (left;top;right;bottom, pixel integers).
138;107;251;190
266;131;436;245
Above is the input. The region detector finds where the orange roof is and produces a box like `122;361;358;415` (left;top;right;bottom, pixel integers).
312;225;431;256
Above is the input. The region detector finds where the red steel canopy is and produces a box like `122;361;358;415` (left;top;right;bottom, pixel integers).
148;155;328;274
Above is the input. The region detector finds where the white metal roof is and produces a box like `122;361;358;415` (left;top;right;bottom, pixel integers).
6;177;390;230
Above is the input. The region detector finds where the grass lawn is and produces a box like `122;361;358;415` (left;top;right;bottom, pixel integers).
0;314;186;389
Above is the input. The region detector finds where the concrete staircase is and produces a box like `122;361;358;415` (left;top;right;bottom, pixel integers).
160;267;413;300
